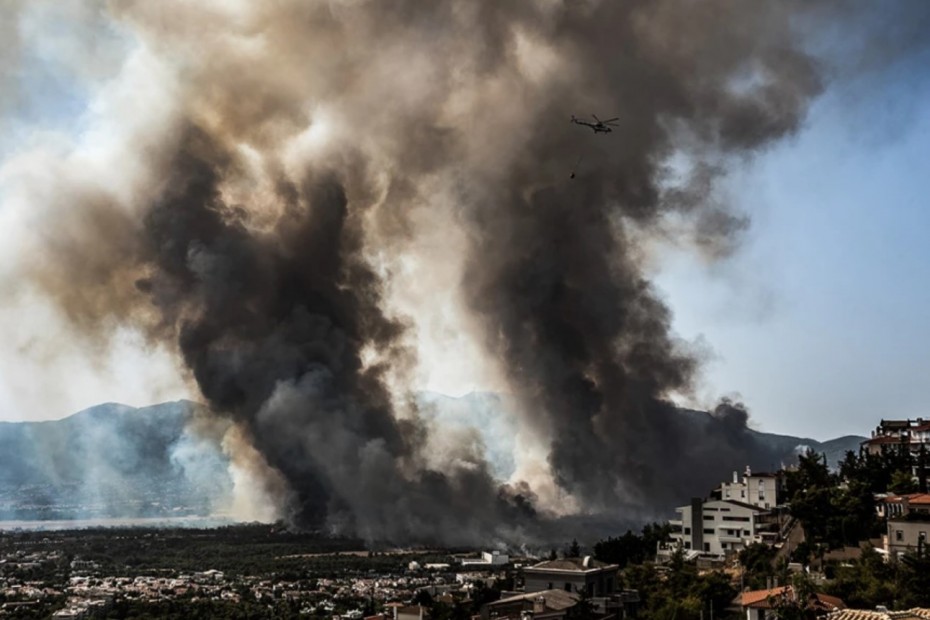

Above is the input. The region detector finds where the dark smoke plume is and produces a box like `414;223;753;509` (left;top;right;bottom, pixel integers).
10;1;928;543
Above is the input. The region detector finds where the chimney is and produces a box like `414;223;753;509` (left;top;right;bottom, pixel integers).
534;596;546;614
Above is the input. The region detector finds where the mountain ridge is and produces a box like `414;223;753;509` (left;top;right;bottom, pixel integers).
0;395;866;522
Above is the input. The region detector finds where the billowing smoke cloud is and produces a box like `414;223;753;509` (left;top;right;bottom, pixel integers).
4;1;926;543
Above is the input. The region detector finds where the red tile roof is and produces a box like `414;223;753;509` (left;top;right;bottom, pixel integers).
863;436;907;445
884;493;930;506
827;608;930;620
740;586;845;611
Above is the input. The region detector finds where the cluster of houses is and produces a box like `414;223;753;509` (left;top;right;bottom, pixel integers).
656;417;930;565
484;556;640;620
864;418;930;559
658;466;788;562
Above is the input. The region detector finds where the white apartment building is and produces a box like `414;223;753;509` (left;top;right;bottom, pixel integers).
668;498;771;557
718;467;782;510
460;551;509;567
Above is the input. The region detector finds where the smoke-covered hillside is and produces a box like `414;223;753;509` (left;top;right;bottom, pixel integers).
0;401;231;521
0;395;864;523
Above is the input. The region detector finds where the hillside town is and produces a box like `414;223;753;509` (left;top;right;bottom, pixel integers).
2;417;930;619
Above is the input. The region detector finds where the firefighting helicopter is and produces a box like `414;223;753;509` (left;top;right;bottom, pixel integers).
570;113;619;134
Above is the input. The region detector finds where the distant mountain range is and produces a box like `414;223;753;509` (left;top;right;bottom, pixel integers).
0;394;865;522
0;401;231;521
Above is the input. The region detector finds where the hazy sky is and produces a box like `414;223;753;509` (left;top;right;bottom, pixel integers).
1;2;928;442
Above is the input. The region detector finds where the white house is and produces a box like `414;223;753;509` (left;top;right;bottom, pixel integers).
668;498;774;557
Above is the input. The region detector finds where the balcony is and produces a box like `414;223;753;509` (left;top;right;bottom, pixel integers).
717;533;745;543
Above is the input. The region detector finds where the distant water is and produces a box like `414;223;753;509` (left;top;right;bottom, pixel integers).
0;515;237;532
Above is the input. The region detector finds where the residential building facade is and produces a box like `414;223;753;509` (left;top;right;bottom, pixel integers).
862;419;930;456
717;467;783;510
522;558;618;597
668;498;775;557
884;493;930;558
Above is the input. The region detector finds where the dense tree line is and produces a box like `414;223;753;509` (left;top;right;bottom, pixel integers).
825;545;930;609
622;549;736;620
786;448;927;551
592;523;671;568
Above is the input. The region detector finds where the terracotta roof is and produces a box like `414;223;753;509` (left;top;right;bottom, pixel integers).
884;493;930;506
827;608;930;620
739;586;845;611
863;436;907;445
741;586;789;607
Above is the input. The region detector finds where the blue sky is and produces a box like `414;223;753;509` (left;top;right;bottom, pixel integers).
655;46;930;439
2;6;929;441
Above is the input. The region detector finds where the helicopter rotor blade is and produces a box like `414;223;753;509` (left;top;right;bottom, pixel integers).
592;114;600;122
601;117;619;123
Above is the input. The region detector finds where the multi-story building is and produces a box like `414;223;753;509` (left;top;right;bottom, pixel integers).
862;419;930;456
667;498;777;557
717;467;783;510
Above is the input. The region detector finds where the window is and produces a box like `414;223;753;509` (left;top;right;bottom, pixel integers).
896;530;904;542
704;515;715;521
704;543;710;552
920;532;927;542
564;583;571;592
684;542;691;549
684;527;691;535
704;528;714;534
548;582;553;590
743;530;751;536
